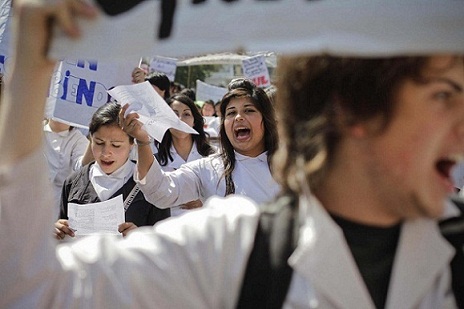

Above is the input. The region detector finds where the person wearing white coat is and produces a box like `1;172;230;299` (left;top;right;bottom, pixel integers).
43;119;89;212
155;94;216;216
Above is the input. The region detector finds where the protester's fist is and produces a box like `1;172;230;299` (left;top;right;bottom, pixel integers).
132;67;147;84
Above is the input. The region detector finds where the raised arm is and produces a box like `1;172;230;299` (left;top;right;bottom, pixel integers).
0;1;96;166
119;103;203;207
118;103;154;179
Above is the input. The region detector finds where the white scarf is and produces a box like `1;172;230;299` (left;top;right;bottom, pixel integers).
90;159;135;201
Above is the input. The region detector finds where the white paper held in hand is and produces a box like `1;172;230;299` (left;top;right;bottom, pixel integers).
67;195;125;236
107;81;198;142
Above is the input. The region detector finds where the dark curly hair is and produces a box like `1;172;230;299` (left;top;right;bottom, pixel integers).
273;55;462;194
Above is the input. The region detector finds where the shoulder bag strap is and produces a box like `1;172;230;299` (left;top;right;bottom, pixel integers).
123;184;140;212
236;195;298;309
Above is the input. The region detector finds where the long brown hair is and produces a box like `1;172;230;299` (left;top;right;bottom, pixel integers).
219;79;278;195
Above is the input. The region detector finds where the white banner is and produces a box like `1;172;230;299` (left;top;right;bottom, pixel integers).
195;80;227;103
242;55;271;88
49;0;464;60
47;59;136;128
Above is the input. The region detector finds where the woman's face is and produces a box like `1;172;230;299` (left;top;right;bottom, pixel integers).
223;97;265;157
202;103;215;117
170;100;195;138
91;125;133;175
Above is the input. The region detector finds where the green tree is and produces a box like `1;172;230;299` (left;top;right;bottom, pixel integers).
175;65;218;89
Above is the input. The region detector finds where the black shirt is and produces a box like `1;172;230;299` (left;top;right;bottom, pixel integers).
331;214;401;309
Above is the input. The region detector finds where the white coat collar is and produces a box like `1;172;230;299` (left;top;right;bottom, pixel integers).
288;194;454;309
234;151;268;162
169;143;199;163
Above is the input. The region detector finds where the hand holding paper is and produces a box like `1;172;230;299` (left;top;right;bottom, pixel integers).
108;82;198;142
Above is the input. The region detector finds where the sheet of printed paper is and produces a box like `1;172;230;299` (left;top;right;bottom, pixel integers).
67;195;125;236
108;81;198;142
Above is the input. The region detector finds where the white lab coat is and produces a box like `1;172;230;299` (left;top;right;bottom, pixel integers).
0;149;456;308
43;124;89;210
158;143;205;216
137;151;280;207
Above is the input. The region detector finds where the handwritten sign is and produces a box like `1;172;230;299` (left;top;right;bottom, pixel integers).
47;59;135;128
48;1;464;60
195;80;227;103
242;55;271;88
149;56;177;81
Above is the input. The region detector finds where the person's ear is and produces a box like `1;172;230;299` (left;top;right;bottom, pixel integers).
333;97;376;139
333;97;367;138
348;124;368;139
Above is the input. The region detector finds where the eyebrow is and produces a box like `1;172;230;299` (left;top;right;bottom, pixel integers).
226;103;255;110
94;137;124;143
429;77;463;93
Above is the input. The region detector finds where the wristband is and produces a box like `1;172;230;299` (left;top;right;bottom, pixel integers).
136;139;151;146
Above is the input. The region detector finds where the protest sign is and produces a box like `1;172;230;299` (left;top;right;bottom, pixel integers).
242;55;271;88
149;56;177;81
195;80;227;103
47;59;135;128
49;0;464;60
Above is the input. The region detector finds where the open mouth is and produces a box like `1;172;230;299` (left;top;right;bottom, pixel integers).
100;160;114;167
234;127;251;141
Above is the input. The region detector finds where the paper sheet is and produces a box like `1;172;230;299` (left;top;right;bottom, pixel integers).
67;195;125;236
108;82;198;142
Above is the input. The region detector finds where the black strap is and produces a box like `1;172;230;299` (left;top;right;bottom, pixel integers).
236;195;298;309
440;196;464;309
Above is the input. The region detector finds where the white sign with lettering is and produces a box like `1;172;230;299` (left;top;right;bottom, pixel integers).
49;0;464;60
